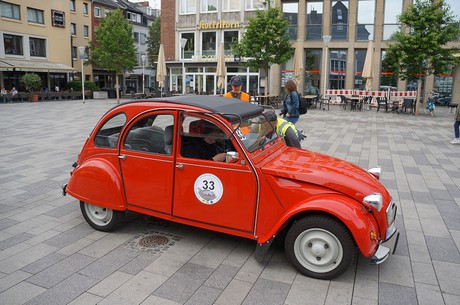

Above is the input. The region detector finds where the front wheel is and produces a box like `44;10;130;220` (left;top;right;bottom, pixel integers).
285;216;356;280
80;201;123;232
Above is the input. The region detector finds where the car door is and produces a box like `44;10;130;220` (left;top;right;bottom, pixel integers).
172;114;258;233
119;111;176;216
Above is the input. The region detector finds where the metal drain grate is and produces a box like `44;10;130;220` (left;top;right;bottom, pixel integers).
124;230;182;254
138;234;170;248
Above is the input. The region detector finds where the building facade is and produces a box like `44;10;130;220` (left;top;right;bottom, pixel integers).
0;0;75;91
161;0;460;98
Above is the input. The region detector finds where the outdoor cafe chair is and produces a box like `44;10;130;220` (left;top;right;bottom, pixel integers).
402;98;415;114
376;97;388;112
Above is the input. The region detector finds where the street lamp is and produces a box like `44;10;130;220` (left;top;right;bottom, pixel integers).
322;35;332;98
78;46;86;104
180;38;187;95
141;54;147;95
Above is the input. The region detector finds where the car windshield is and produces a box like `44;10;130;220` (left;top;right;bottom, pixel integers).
233;113;278;152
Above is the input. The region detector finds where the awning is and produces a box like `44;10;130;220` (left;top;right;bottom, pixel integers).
0;59;75;73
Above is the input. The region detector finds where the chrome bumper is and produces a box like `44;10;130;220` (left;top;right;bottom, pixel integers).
370;224;400;265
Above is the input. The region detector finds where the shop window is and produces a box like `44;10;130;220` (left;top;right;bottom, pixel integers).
383;0;402;40
202;32;216;58
329;50;347;89
29;37;46;57
245;0;264;10
3;34;23;55
201;0;217;13
282;2;298;40
356;0;375;41
180;32;195;60
223;0;239;11
1;1;20;20
27;7;44;24
331;1;349;40
354;49;366;89
306;1;323;41
180;0;196;14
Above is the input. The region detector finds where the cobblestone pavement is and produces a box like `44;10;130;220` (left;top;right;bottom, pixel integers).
0;99;459;305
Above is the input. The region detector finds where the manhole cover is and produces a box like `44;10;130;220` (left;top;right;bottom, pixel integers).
138;234;170;248
124;230;182;254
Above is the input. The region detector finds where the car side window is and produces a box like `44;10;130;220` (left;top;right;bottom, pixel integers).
94;113;127;148
124;114;174;155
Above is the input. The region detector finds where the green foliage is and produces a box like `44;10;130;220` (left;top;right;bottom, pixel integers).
20;73;42;92
232;7;293;73
385;0;459;81
87;9;137;74
67;80;100;91
147;17;161;65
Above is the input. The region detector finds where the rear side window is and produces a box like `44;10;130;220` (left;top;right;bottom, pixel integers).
94;113;127;148
124;114;174;155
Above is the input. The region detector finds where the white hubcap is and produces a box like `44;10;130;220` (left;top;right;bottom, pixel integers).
294;228;343;273
85;203;113;226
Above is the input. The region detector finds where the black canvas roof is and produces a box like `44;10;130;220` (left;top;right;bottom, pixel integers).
149;95;264;121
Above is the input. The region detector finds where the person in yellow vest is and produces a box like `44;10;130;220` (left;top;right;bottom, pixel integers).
223;75;250;102
265;111;304;148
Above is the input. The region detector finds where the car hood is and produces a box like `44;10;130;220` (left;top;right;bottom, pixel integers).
260;148;390;202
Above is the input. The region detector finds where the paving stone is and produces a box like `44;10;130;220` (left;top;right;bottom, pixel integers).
415;282;444;305
88;270;132;297
425;235;460;263
378;283;417;305
67;292;103;305
153;263;215;303
97;271;168;305
185;285;222;305
433;260;460;295
0;232;34;250
0;243;58;274
284;274;328;305
213;279;253;305
26;253;96;288
0;270;32;293
0;281;46;305
203;264;239;290
242;278;290;305
24;273;99;305
43;223;95;248
21;252;67;274
379;255;414;288
189;235;239;268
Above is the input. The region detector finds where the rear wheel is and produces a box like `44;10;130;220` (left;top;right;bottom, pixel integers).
80;201;123;232
285;216;356;280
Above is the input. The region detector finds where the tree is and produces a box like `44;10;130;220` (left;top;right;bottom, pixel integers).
87;9;137;103
385;0;459;115
20;73;42;92
147;17;161;65
232;6;293;97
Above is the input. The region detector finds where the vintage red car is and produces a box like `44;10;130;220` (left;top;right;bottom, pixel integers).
63;96;399;280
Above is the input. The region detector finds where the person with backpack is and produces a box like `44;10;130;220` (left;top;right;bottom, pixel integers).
280;80;300;124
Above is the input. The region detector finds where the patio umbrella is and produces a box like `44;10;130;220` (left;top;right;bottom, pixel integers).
293;40;304;86
156;44;166;97
216;43;226;94
362;40;374;91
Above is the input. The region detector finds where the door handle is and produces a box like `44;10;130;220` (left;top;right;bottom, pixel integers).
118;155;126;160
176;163;184;169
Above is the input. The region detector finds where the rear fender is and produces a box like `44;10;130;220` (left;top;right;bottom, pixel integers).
66;157;125;210
257;195;379;257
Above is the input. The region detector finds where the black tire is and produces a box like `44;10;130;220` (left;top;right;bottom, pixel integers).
80;201;124;232
285;215;356;280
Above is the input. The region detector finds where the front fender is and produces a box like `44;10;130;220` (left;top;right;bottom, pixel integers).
66;157;125;210
257;195;379;257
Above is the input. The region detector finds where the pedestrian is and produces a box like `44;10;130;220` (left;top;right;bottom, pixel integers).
265;111;305;148
223;75;250;102
450;104;460;144
55;85;59;92
0;87;7;103
280;80;300;125
10;87;18;102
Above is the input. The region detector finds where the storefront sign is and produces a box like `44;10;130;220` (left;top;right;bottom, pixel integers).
52;10;65;28
199;20;240;30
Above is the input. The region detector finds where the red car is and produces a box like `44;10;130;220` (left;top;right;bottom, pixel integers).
63;96;399;280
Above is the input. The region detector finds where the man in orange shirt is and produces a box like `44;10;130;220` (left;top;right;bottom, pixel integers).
223;75;250;102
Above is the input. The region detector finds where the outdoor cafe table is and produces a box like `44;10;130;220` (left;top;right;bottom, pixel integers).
303;95;318;109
